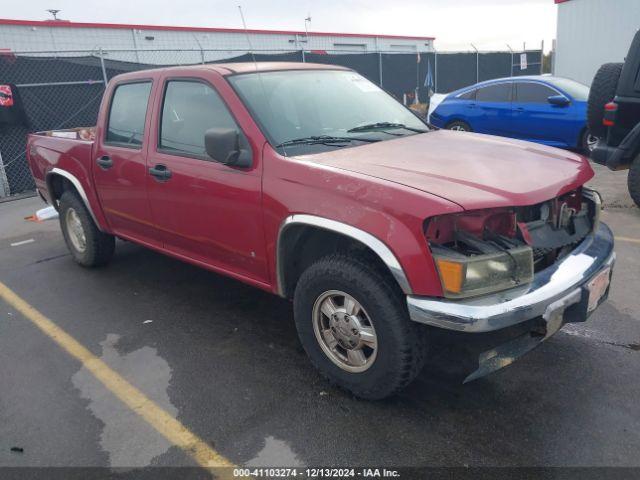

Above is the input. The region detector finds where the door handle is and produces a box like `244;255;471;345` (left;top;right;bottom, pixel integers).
96;155;113;169
149;164;172;181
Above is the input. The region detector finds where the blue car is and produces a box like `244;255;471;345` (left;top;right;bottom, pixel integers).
429;76;596;152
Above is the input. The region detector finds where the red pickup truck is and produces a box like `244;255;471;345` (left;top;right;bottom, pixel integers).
27;63;615;399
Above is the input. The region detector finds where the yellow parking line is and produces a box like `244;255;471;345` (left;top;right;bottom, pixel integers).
0;281;235;472
616;236;640;245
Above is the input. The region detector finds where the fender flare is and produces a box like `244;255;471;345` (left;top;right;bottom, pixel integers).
46;167;102;229
276;214;412;296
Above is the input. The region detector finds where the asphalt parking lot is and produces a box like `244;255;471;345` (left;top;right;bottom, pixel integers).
1;162;639;473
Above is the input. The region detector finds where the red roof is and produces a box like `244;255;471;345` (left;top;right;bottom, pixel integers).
554;0;572;3
0;18;435;41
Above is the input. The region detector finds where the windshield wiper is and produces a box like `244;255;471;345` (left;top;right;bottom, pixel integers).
275;135;379;148
347;122;428;134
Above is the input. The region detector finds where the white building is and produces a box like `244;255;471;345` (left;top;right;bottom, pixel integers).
554;0;640;85
0;18;435;64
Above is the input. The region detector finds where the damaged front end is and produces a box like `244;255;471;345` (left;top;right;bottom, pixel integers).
517;188;601;272
425;188;600;299
408;187;614;382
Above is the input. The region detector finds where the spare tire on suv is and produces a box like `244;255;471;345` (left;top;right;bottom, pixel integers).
587;63;623;138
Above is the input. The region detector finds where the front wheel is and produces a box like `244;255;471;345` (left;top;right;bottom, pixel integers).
293;254;428;400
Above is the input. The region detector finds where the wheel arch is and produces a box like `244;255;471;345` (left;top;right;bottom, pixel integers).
277;214;412;299
45;168;102;229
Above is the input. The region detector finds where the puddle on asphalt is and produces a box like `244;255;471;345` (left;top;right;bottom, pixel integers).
72;333;177;467
246;436;303;467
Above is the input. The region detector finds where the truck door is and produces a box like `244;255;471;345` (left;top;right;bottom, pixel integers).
145;77;268;283
93;80;161;246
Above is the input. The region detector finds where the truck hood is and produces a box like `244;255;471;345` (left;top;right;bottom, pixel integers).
296;130;594;210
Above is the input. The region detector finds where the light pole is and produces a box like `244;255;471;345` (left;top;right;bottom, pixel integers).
303;16;311;62
46;9;61;20
305;16;311;39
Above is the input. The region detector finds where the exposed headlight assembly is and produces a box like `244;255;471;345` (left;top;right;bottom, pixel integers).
582;187;602;232
432;245;534;299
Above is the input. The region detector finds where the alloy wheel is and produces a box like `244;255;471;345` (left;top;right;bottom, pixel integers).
65;207;87;253
312;290;378;373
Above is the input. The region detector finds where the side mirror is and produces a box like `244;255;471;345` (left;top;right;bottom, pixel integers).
548;95;570;106
204;128;252;168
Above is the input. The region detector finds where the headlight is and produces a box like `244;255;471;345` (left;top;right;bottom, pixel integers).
433;246;534;299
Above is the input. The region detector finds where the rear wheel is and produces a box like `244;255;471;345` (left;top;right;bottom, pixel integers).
446;120;472;132
629;155;640;208
587;63;623;138
59;191;115;267
293;253;428;400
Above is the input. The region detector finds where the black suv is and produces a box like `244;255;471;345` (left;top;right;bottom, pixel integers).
588;29;640;207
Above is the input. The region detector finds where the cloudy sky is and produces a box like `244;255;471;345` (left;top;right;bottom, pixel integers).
9;0;557;51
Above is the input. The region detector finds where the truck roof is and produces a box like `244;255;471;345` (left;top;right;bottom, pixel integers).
214;62;350;75
112;62;349;82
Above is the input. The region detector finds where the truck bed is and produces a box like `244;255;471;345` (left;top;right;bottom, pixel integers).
27;127;97;204
31;126;96;141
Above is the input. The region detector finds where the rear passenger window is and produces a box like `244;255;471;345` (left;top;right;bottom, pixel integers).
159;80;238;158
106;82;152;147
476;83;511;102
515;83;557;103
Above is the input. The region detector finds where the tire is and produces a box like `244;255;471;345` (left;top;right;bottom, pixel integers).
293;253;428;400
581;128;599;154
58;190;115;267
587;62;623;138
446;120;472;132
629;155;640;208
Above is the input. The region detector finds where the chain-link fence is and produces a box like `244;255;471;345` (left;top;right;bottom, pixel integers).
0;47;542;198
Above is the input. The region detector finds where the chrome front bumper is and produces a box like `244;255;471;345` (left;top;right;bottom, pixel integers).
407;222;615;333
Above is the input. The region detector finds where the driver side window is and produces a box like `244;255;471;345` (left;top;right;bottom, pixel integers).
159;80;238;158
514;82;558;103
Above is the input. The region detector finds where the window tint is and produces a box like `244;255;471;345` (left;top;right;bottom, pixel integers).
476;83;511;102
106;82;152;146
515;82;558;103
160;81;238;157
459;89;476;100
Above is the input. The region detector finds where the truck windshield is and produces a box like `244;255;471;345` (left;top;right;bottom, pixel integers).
229;70;428;152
